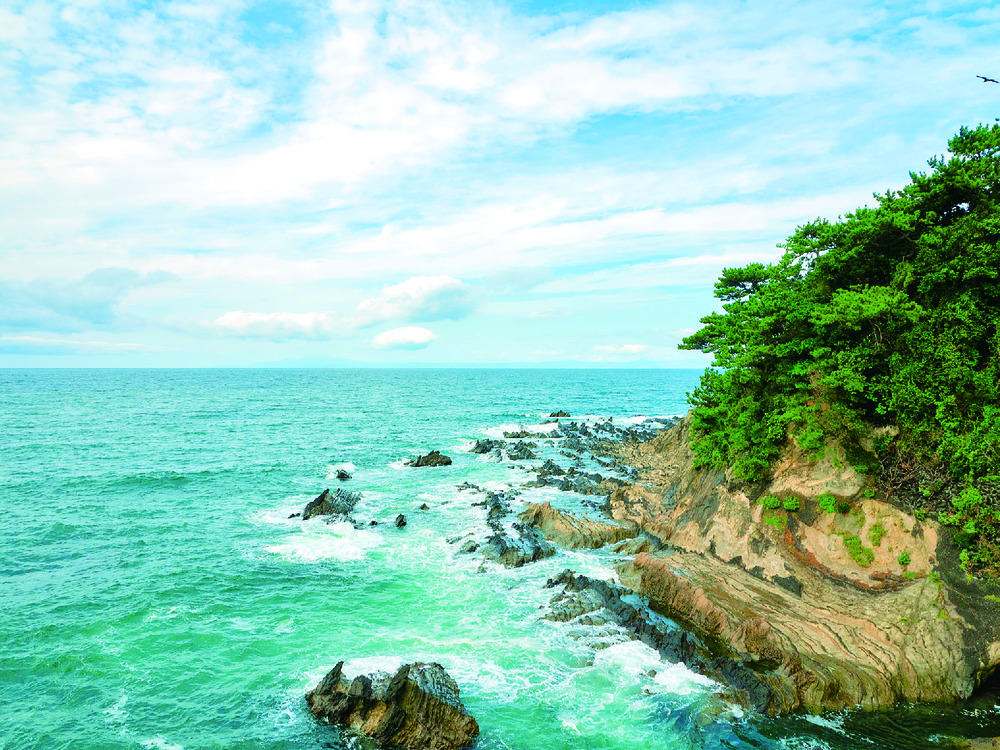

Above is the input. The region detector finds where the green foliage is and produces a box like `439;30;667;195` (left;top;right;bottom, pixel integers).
783;497;801;512
764;513;787;529
761;495;782;510
837;532;875;567
836;501;852;514
898;551;911;566
868;521;887;547
680;124;1000;488
817;493;837;513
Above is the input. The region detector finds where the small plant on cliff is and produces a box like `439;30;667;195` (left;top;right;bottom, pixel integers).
837;501;852;514
817;493;837;513
898;551;911;566
783;497;801;512
868;521;887;547
761;495;782;510
837;532;875;567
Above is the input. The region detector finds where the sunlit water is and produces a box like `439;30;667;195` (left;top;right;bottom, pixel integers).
3;369;999;750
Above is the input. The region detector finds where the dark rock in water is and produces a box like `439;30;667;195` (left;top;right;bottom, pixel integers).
369;520;379;526
456;482;482;492
306;661;479;750
419;503;430;510
303;488;362;521
288;512;301;518
335;469;352;480
458;540;479;554
481;523;556;568
503;429;547;439
549;410;571;418
406;451;453;467
507;442;538;461
395;514;407;528
484;490;515;531
469;439;502;455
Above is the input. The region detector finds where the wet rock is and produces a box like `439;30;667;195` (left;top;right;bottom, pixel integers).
484;490;516;531
303;488;362;521
458;540;479;554
369;520;379;526
507;442;538;461
288;512;301;518
406;451;453;467
480;523;556;568
335;469;352;480
419;503;430;510
456;482;482;493
549;410;571;418
306;661;479;750
395;514;407;528
469;439;502;455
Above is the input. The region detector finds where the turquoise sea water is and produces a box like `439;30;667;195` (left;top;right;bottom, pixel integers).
3;369;1000;750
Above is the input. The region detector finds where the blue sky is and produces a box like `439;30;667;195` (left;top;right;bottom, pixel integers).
1;0;998;367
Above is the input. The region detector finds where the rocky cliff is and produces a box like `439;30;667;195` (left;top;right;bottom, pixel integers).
606;415;1000;714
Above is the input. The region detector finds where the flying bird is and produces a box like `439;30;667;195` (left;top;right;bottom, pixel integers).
977;75;1000;84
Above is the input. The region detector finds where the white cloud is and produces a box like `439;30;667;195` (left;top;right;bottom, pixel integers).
214;311;346;340
371;326;436;350
355;275;477;325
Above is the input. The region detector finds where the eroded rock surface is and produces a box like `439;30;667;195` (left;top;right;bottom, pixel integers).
406;451;453;467
519;502;637;550
306;661;479;750
604;414;1000;714
302;488;362;521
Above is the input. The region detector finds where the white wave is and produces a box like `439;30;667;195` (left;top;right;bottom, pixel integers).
325;462;357;479
140;739;183;750
388;459;409;470
266;521;381;562
343;655;407;677
594;641;717;696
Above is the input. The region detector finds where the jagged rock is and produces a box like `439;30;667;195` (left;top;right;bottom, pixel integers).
519;502;638;549
306;661;479;750
369;520;378;526
549;410;571;418
507;442;537;461
469;439;502;455
459;540;479;554
406;451;453;467
335;469;352;480
395;514;407;528
456;482;482;492
288;512;301;518
419;503;430;510
484;490;515;531
480;523;555;568
303;488;362;521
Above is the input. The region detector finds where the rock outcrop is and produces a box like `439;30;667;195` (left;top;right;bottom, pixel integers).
519;502;638;550
306;661;479;750
406;451;453;467
605;414;1000;714
302;488;362;521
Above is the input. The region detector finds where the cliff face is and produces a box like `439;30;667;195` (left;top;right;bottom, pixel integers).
609;416;1000;714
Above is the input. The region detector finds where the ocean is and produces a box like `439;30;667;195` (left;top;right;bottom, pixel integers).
2;369;998;750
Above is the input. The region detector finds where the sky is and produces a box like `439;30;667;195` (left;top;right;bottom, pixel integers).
1;0;998;367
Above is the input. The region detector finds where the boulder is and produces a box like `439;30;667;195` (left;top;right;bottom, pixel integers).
469;439;502;455
303;488;362;521
335;469;352;480
406;451;453;468
395;514;407;528
306;661;479;750
480;523;555;568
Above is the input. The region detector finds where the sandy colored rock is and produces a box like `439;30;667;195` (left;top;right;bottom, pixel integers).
606;415;1000;714
518;502;638;549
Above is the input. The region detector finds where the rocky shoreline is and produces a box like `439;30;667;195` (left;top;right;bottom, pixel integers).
305;411;1000;747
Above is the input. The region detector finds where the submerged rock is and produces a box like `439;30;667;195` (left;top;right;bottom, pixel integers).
406;451;453;467
335;469;352;480
302;488;362;521
306;661;479;750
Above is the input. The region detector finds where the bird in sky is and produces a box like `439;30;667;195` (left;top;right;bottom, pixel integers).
977;75;1000;84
